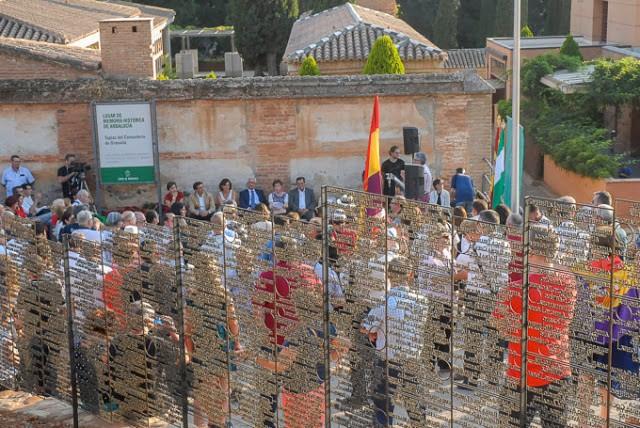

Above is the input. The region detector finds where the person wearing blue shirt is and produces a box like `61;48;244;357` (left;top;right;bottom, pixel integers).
450;167;475;214
1;155;35;197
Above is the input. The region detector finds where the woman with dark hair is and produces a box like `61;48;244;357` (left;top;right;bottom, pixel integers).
163;182;184;214
215;178;236;210
5;195;26;218
494;204;512;225
145;210;160;225
268;179;288;216
170;202;187;217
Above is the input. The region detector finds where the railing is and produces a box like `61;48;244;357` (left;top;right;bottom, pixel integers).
0;188;638;427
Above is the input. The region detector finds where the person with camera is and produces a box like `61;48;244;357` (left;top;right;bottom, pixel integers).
57;154;90;200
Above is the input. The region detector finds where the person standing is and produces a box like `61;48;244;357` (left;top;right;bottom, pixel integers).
288;177;316;221
2;155;35;198
381;146;405;197
239;177;267;210
451;167;475;213
57;154;78;200
413;152;432;200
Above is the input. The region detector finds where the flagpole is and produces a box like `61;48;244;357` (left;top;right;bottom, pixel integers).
511;0;522;214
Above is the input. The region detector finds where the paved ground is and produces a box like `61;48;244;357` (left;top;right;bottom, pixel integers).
0;390;129;428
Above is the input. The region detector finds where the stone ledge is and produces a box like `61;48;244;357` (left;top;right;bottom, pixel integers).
0;71;493;104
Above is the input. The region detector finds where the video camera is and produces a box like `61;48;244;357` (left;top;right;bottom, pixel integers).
70;161;91;177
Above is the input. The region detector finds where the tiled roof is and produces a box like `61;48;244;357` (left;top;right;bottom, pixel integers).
443;49;486;69
0;37;101;70
0;0;172;44
284;3;444;64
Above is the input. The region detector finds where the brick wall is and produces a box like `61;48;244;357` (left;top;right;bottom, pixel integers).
0;74;493;208
0;52;99;80
99;18;156;79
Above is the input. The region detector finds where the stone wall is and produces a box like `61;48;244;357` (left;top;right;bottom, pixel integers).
0;73;493;209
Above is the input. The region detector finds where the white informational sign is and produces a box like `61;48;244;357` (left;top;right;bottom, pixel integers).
94;102;155;184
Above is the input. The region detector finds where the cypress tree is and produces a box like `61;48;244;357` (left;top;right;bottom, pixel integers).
299;0;348;12
299;55;321;75
559;35;583;60
229;0;299;75
544;0;570;35
494;0;528;37
398;0;439;40
363;35;405;75
432;0;459;49
528;0;546;35
457;0;483;48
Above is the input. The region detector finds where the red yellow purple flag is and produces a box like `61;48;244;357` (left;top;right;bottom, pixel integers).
363;96;382;194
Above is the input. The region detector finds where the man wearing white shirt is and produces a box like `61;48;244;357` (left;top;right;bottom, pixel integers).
239;177;267;210
413;152;432;200
1;155;35;198
428;178;451;207
288;177;316;221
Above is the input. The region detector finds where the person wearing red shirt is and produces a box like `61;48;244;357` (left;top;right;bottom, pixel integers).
252;238;324;428
162;181;184;214
501;224;577;427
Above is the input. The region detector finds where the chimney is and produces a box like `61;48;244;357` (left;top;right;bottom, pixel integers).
357;0;398;15
99;17;161;79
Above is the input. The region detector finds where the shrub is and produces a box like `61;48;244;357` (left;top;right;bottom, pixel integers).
205;71;218;79
363;35;405;75
497;99;512;120
156;72;170;81
521;25;534;38
299;55;320;76
559;35;583;60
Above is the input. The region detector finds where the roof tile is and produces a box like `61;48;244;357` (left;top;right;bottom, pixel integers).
284;3;443;64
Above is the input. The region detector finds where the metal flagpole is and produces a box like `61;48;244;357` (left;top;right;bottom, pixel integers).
511;0;522;215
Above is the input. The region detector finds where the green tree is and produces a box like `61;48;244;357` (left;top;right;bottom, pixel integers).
398;0;439;40
432;0;459;49
544;0;570;35
528;0;546;35
125;0;230;27
299;55;321;75
494;0;528;37
363;35;405;75
229;0;299;75
559;35;583;60
457;0;483;48
521;24;534;37
299;0;348;12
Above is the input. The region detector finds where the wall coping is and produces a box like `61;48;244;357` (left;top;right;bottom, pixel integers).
0;71;494;104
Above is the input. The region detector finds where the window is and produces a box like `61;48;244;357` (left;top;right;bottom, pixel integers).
111;26;117;34
132;26;137;33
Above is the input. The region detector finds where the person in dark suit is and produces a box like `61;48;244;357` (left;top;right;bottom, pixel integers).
288;176;316;221
239;177;267;210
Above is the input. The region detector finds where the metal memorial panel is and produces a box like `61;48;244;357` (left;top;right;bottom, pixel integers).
0;216;19;389
323;187;389;427
271;212;326;428
178;216;231;428
611;199;640;426
451;213;517;427
524;197;613;427
223;207;279;427
64;233;112;420
137;223;184;426
389;197;454;427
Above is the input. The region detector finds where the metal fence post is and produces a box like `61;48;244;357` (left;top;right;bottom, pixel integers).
62;236;79;428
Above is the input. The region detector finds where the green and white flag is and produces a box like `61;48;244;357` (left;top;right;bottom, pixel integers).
492;127;506;208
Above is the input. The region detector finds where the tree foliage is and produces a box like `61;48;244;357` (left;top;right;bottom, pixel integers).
559;35;583;60
521;25;534;37
363;35;405;75
398;0;438;41
432;0;459;49
521;53;632;179
299;0;348;12
123;0;230;27
299;55;321;75
229;0;298;75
